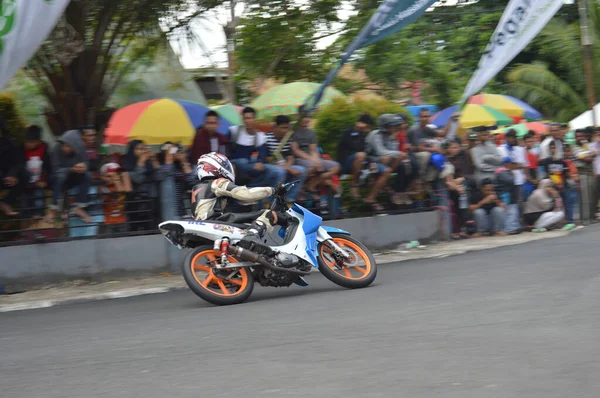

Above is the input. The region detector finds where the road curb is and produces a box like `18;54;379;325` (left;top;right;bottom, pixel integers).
0;228;582;313
0;287;186;313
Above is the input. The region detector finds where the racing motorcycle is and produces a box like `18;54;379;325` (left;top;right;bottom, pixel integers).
158;182;377;305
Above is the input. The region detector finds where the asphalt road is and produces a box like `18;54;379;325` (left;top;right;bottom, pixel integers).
2;227;599;398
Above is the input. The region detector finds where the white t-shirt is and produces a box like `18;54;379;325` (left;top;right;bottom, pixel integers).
498;144;527;185
229;126;266;147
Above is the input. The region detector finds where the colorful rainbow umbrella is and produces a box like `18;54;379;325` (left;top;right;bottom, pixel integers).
430;104;514;130
499;122;549;138
250;82;345;121
104;99;232;146
211;104;242;126
468;94;542;120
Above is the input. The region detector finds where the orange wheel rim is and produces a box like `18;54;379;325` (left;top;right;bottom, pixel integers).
190;250;249;297
319;238;372;280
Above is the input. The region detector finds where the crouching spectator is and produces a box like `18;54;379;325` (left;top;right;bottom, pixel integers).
366;114;412;206
339;114;391;211
292;112;340;201
99;163;132;234
524;179;565;232
266;116;306;205
20;125;52;218
159;142;195;221
46;130;92;223
469;178;506;236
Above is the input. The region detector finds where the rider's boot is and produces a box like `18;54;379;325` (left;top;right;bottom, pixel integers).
237;211;276;256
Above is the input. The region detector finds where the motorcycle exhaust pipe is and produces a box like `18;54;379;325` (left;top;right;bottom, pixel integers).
228;246;310;276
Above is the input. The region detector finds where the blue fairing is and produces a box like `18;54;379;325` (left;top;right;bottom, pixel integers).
321;226;350;235
292;204;322;267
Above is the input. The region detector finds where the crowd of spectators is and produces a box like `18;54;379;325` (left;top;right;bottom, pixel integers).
1;108;599;244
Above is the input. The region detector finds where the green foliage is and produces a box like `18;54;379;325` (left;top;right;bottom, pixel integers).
0;93;27;143
505;2;600;121
235;0;341;83
314;95;411;158
24;0;221;134
3;71;47;127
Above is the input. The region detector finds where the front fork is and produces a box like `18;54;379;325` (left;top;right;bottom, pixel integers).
317;228;351;265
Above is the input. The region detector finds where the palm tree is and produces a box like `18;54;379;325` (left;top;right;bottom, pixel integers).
506;4;600;122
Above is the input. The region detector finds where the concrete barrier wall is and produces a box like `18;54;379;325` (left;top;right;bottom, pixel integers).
0;211;440;284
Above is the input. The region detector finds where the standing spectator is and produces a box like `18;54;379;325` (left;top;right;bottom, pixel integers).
337;114;374;198
469;177;506;236
524;179;565;232
20;125;51;218
265;115;306;205
123;140;164;231
522;131;539;200
230;107;285;188
445;139;470;238
563;144;579;229
498;129;527;234
365;114;410;205
407;109;437;180
0;116;22;216
46;130;92;223
189;110;228;162
539;123;564;160
470;126;502;185
292;111;340;200
592;128;600;219
539;140;569;190
99;162;132;234
81;126;100;176
573;127;597;222
158;143;195;221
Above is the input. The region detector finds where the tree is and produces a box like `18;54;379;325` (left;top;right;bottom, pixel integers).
24;0;219;136
234;0;342;89
506;3;600;122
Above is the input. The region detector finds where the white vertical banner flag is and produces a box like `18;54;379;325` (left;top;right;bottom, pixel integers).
459;0;564;104
0;0;71;89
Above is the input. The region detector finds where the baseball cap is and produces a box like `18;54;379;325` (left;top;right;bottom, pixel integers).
101;163;122;175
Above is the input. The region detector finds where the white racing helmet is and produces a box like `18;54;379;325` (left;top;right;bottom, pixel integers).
196;152;235;182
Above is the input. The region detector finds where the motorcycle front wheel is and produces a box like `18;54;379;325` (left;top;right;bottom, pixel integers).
317;233;377;289
182;246;254;306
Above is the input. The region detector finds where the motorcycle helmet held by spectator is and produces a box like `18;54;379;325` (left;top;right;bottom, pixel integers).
196;152;235;183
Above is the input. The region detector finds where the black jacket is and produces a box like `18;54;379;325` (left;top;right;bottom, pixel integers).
337;127;366;167
0;135;21;178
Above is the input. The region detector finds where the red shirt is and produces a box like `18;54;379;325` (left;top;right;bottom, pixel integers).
526;150;538;170
397;131;407;152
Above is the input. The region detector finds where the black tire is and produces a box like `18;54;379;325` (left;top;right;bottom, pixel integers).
317;233;377;289
182;246;254;306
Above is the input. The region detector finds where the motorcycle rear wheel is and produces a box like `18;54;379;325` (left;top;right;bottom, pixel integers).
317;233;377;289
182;246;254;305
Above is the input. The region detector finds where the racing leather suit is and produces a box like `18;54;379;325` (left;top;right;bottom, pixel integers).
192;178;289;233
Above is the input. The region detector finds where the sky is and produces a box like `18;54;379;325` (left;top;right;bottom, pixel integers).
171;0;575;70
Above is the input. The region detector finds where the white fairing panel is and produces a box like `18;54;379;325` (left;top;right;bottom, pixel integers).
159;220;246;242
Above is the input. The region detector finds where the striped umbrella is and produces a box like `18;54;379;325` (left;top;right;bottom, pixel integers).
468;94;542;120
104;99;232;146
430;104;514;130
250;82;345;121
498;122;550;138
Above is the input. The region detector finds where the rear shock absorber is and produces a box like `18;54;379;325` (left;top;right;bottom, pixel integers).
218;238;230;268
